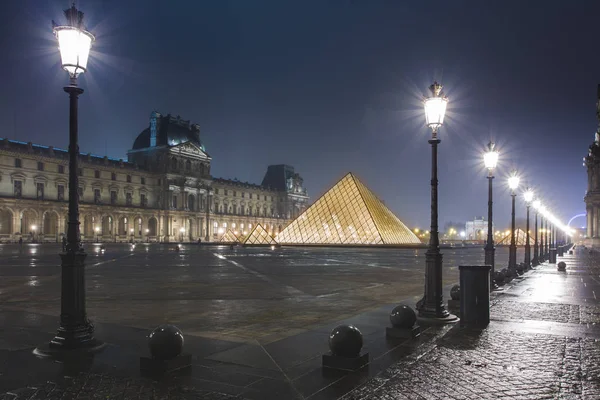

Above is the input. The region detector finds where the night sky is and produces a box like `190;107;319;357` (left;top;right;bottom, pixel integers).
1;1;599;231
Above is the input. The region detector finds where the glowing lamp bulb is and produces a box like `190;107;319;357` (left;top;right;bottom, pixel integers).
483;142;499;170
523;189;534;203
423;82;448;132
508;172;520;190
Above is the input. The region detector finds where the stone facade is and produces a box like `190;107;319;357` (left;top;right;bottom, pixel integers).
0;112;309;243
584;85;600;246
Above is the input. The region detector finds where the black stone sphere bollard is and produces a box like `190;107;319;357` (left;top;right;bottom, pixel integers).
328;325;362;358
450;285;460;300
140;324;191;376
494;270;505;285
387;305;421;339
323;325;369;371
390;305;417;329
501;267;512;279
557;261;566;271
148;325;184;360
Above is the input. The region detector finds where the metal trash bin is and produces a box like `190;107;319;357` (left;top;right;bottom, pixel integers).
459;265;491;328
549;248;557;264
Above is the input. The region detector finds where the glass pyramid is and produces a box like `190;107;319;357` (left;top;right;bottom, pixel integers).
219;229;239;243
242;223;278;246
276;173;420;245
497;229;534;246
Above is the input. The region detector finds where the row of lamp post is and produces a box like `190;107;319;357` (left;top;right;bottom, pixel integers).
417;79;574;323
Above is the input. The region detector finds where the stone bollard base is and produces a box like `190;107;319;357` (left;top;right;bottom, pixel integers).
140;353;192;377
322;352;369;371
386;325;421;339
447;299;460;316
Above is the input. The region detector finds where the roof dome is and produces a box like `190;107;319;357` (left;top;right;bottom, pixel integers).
132;112;204;151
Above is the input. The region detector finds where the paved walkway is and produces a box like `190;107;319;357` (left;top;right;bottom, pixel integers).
344;246;600;399
1;246;599;399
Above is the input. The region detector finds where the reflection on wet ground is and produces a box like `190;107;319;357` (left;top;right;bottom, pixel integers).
0;243;518;343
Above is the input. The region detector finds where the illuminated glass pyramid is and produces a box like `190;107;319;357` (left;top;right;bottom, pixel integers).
497;229;534;246
242;223;278;246
219;229;239;243
276;173;420;245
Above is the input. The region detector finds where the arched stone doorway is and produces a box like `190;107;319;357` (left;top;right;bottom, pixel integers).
20;210;37;236
0;209;13;236
102;216;113;238
43;211;59;240
118;216;129;237
148;217;158;236
83;215;94;239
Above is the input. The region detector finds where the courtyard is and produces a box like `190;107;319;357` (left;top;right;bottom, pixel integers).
0;243;516;344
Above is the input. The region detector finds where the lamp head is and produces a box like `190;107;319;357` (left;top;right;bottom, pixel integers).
53;4;94;79
523;188;534;203
483;141;499;170
423;82;448;135
508;170;520;190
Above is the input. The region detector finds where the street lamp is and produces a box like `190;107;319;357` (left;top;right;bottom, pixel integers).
36;4;102;356
31;225;37;242
180;227;185;242
416;82;456;323
539;206;546;262
532;199;540;266
523;188;534;270
94;226;100;243
507;170;520;275
145;228;149;243
483;141;498;288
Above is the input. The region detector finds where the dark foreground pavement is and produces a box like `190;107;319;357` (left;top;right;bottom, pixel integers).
344;246;600;400
1;246;599;399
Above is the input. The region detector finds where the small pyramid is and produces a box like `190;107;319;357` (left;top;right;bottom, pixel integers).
219;229;239;243
242;223;278;246
497;229;535;246
276;173;420;245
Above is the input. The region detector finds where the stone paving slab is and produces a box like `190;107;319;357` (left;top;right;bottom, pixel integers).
342;247;600;399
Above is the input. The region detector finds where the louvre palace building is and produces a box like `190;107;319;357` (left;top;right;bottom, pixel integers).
0;111;309;243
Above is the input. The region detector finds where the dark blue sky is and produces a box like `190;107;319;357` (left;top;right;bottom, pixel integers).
1;0;598;230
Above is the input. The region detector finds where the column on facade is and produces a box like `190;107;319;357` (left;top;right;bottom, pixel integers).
592;206;598;237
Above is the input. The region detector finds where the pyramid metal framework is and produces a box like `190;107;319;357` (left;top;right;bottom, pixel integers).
497;229;535;246
276;173;420;245
242;223;278;246
219;229;240;243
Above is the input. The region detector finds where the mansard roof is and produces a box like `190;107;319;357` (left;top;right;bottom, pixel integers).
132;111;204;151
0;137;139;171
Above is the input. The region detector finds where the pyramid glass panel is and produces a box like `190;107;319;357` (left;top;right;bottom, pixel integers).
242;223;278;245
276;173;420;245
219;229;239;243
497;229;535;246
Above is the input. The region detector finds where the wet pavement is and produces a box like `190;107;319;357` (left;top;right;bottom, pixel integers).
344;246;600;400
0;243;569;399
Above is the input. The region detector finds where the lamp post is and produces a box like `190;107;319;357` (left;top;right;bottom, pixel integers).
523;188;533;270
532;200;540;266
507;171;520;275
130;228;134;243
483;142;498;289
540;211;546;261
180;227;185;242
36;4;102;356
31;225;37;243
94;226;99;243
415;82;457;322
145;228;149;243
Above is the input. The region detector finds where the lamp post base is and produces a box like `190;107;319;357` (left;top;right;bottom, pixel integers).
33;339;106;359
417;313;459;325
